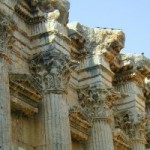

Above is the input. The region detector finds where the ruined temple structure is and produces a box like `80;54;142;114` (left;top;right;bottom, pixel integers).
0;0;150;150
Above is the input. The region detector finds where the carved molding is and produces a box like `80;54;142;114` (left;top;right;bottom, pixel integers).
15;0;69;25
69;106;91;141
9;73;42;116
30;47;78;92
77;85;120;122
113;54;150;86
14;0;45;25
113;129;130;150
68;28;86;61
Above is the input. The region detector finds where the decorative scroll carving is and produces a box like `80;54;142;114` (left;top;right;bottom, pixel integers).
77;85;120;122
30;47;78;92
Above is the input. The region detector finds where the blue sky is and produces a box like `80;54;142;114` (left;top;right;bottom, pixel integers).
69;0;150;58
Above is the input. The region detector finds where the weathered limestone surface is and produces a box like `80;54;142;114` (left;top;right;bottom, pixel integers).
0;54;11;149
131;141;145;150
0;0;150;150
0;12;11;149
89;119;114;150
43;93;72;150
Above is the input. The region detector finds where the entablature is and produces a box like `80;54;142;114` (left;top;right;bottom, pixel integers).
15;1;45;25
9;73;42;116
113;129;130;150
69;106;91;141
14;0;70;25
113;54;150;86
67;23;87;61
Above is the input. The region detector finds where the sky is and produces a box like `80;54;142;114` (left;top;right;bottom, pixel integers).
69;0;150;58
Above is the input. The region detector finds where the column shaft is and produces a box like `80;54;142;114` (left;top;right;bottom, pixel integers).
0;56;11;149
131;141;145;150
89;119;114;150
44;93;72;150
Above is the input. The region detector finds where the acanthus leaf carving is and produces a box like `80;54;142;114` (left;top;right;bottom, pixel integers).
77;85;120;122
114;110;147;141
30;48;79;92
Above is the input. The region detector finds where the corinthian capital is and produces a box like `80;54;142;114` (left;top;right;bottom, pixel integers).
115;111;147;142
30;48;78;93
77;85;120;121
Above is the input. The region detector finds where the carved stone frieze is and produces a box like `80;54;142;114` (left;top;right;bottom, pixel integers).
30;47;78;92
77;85;120;122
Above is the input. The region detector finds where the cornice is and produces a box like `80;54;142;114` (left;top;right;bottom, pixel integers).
113;54;150;86
14;1;45;25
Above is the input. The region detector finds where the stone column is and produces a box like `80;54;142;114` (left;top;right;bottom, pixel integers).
125;117;146;150
89;118;114;150
78;85;118;150
114;110;147;150
130;117;147;150
0;14;11;149
43;93;72;150
131;140;145;150
31;50;78;150
0;54;11;149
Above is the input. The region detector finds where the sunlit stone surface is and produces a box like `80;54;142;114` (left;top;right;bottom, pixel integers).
0;0;149;149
